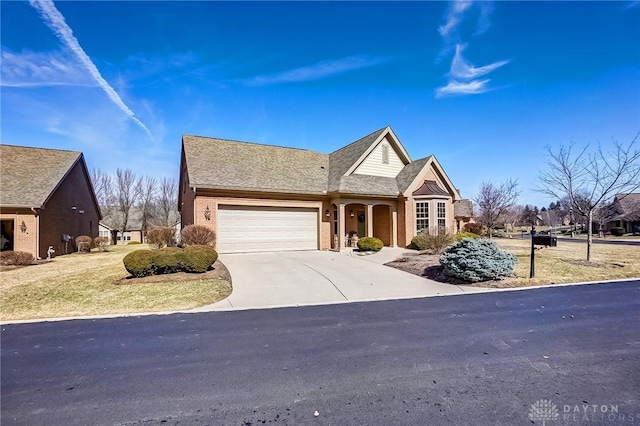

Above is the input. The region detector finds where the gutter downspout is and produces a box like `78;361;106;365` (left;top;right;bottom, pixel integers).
31;207;40;259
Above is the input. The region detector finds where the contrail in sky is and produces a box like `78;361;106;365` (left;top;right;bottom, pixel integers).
29;0;154;140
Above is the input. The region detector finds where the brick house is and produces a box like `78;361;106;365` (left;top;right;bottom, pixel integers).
179;126;471;253
0;145;101;258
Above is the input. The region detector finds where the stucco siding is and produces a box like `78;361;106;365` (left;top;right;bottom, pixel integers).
353;137;404;178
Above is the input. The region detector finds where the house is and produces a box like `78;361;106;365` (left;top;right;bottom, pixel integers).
604;193;640;234
179;126;470;253
0;145;101;258
99;207;144;245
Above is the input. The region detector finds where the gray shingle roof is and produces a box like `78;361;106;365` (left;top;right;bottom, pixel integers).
454;199;474;218
182;128;435;198
183;135;329;195
0;144;81;208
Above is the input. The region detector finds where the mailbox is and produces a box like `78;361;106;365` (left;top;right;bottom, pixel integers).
532;235;557;247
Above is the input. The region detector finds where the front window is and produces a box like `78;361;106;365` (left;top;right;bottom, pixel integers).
437;202;446;228
416;201;429;233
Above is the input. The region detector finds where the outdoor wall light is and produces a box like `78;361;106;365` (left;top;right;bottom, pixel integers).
71;206;77;210
204;205;211;221
20;221;27;233
325;209;330;217
350;210;355;217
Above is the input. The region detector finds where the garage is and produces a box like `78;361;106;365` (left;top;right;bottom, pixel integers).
217;206;318;253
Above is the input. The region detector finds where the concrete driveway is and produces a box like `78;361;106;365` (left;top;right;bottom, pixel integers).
202;249;485;311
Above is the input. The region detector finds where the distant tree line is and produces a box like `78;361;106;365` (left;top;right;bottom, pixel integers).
90;168;179;242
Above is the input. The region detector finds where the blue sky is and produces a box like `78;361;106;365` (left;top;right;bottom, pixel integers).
1;1;639;207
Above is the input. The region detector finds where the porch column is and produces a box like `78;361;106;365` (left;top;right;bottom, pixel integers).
391;205;398;247
338;203;346;249
366;204;374;237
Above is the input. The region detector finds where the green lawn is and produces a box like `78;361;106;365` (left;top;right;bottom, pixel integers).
0;244;231;321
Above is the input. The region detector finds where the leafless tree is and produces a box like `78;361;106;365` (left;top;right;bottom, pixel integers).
136;176;157;242
89;167;113;208
113;168;141;243
502;204;524;231
536;134;640;260
473;179;521;238
155;177;179;227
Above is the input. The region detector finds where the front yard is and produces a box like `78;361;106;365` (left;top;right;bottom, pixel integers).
0;244;232;321
387;238;640;288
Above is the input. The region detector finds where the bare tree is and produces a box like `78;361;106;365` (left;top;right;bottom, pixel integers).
155;177;179;227
474;179;521;238
536;134;640;260
136;176;157;242
113;168;141;243
502;204;524;232
89;167;113;208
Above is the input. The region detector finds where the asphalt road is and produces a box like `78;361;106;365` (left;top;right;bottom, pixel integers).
516;234;640;246
2;281;640;426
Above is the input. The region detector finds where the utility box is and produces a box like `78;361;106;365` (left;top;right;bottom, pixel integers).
532;235;557;247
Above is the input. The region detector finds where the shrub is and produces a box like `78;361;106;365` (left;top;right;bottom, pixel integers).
146;226;177;249
181;225;216;247
464;222;483;235
122;246;218;277
610;227;625;237
127;241;141;245
183;245;218;272
123;250;156;277
94;236;109;252
454;232;480;242
0;251;35;266
357;237;383;252
410;228;456;254
440;238;516;283
75;235;92;253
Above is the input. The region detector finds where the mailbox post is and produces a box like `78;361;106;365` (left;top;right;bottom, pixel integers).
529;229;558;279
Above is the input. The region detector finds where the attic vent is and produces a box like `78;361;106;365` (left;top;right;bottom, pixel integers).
382;144;389;165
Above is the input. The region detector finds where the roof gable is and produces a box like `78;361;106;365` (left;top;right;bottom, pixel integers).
401;156;460;200
0;144;82;208
344;126;411;177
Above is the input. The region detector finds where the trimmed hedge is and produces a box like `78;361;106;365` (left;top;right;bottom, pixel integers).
454;232;480;242
610;227;625;236
122;245;218;278
357;237;383;252
0;251;35;266
76;235;92;253
440;238;516;282
127;241;141;245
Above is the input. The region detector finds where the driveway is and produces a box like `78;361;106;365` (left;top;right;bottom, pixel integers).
202;249;484;311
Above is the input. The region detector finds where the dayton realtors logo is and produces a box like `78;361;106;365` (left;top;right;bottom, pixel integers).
529;399;637;424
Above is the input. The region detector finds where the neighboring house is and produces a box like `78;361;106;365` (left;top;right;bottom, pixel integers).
0;145;101;258
99;207;144;245
603;193;640;234
179;126;471;253
453;199;474;232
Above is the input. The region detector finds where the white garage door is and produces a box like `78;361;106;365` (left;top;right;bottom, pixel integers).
217;206;318;253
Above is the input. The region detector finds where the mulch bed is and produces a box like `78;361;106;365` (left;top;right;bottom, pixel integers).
115;260;232;285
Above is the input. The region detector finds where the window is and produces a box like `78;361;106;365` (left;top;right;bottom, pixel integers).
416;201;429;233
437;202;446;228
382;144;389;164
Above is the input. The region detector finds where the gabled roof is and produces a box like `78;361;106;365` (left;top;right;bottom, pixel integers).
454;199;474;218
182;135;329;195
612;193;640;221
181;127;455;199
0;144;83;208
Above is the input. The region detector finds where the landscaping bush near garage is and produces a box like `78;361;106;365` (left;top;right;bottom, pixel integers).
610;227;626;236
454;232;480;241
123;245;218;278
75;235;92;253
0;250;35;266
146;226;177;248
463;222;483;235
357;237;384;252
180;224;216;246
440;238;516;282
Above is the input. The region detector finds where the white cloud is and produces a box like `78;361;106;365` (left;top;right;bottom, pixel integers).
438;0;473;37
1;48;95;88
244;56;389;86
450;44;509;80
29;0;153;140
435;79;490;98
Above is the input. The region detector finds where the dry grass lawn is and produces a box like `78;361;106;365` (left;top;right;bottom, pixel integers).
387;238;639;288
0;244;232;321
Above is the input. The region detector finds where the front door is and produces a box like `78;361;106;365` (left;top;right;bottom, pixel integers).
357;211;366;237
